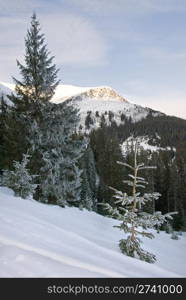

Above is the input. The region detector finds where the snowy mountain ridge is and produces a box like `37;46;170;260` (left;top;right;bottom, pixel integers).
0;81;126;102
0;81;164;129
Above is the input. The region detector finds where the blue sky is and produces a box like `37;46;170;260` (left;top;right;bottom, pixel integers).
0;0;186;118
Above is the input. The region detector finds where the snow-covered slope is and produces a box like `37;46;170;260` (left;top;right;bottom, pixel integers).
121;135;176;158
0;187;185;278
53;84;93;102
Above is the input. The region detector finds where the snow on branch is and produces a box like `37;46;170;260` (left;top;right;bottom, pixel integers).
138;166;157;170
117;161;134;170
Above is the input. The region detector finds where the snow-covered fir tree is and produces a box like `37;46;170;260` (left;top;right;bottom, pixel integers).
2;154;37;199
80;173;94;210
11;12;59;103
103;140;176;263
80;145;98;210
28;100;85;206
0;96;9;171
171;231;179;240
3;12;60;173
2;14;86;206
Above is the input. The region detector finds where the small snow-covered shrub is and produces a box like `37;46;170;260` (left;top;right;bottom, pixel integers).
171;232;179;240
2;154;37;199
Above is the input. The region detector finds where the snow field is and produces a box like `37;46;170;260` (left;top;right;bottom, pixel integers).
0;187;185;278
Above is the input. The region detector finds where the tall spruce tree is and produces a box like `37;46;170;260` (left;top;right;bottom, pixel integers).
12;12;59;103
3;13;60;172
1;13;86;206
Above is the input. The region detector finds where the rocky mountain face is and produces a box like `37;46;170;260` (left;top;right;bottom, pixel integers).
67;86;127;102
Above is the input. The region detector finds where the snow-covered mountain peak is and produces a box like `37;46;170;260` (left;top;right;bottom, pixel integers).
52;84;128;103
0;81;163;129
80;86;127;102
51;85;163;129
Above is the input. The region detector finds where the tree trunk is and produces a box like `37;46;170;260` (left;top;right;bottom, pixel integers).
131;144;138;242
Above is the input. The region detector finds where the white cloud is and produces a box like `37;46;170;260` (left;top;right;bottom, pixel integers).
40;13;108;67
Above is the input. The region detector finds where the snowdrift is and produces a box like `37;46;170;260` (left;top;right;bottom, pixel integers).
0;187;185;278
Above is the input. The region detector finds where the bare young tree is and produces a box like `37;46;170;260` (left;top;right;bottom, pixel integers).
103;139;176;263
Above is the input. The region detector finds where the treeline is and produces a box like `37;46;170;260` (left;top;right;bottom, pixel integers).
89;116;186;230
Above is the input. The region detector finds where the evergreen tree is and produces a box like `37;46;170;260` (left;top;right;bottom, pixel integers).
1;13;87;207
80;172;94;210
0;95;29;171
2;13;60;173
28;100;85;206
11;12;59;103
80;145;98;210
0;97;9;171
85;112;94;130
2;154;37;199
103;140;176;263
